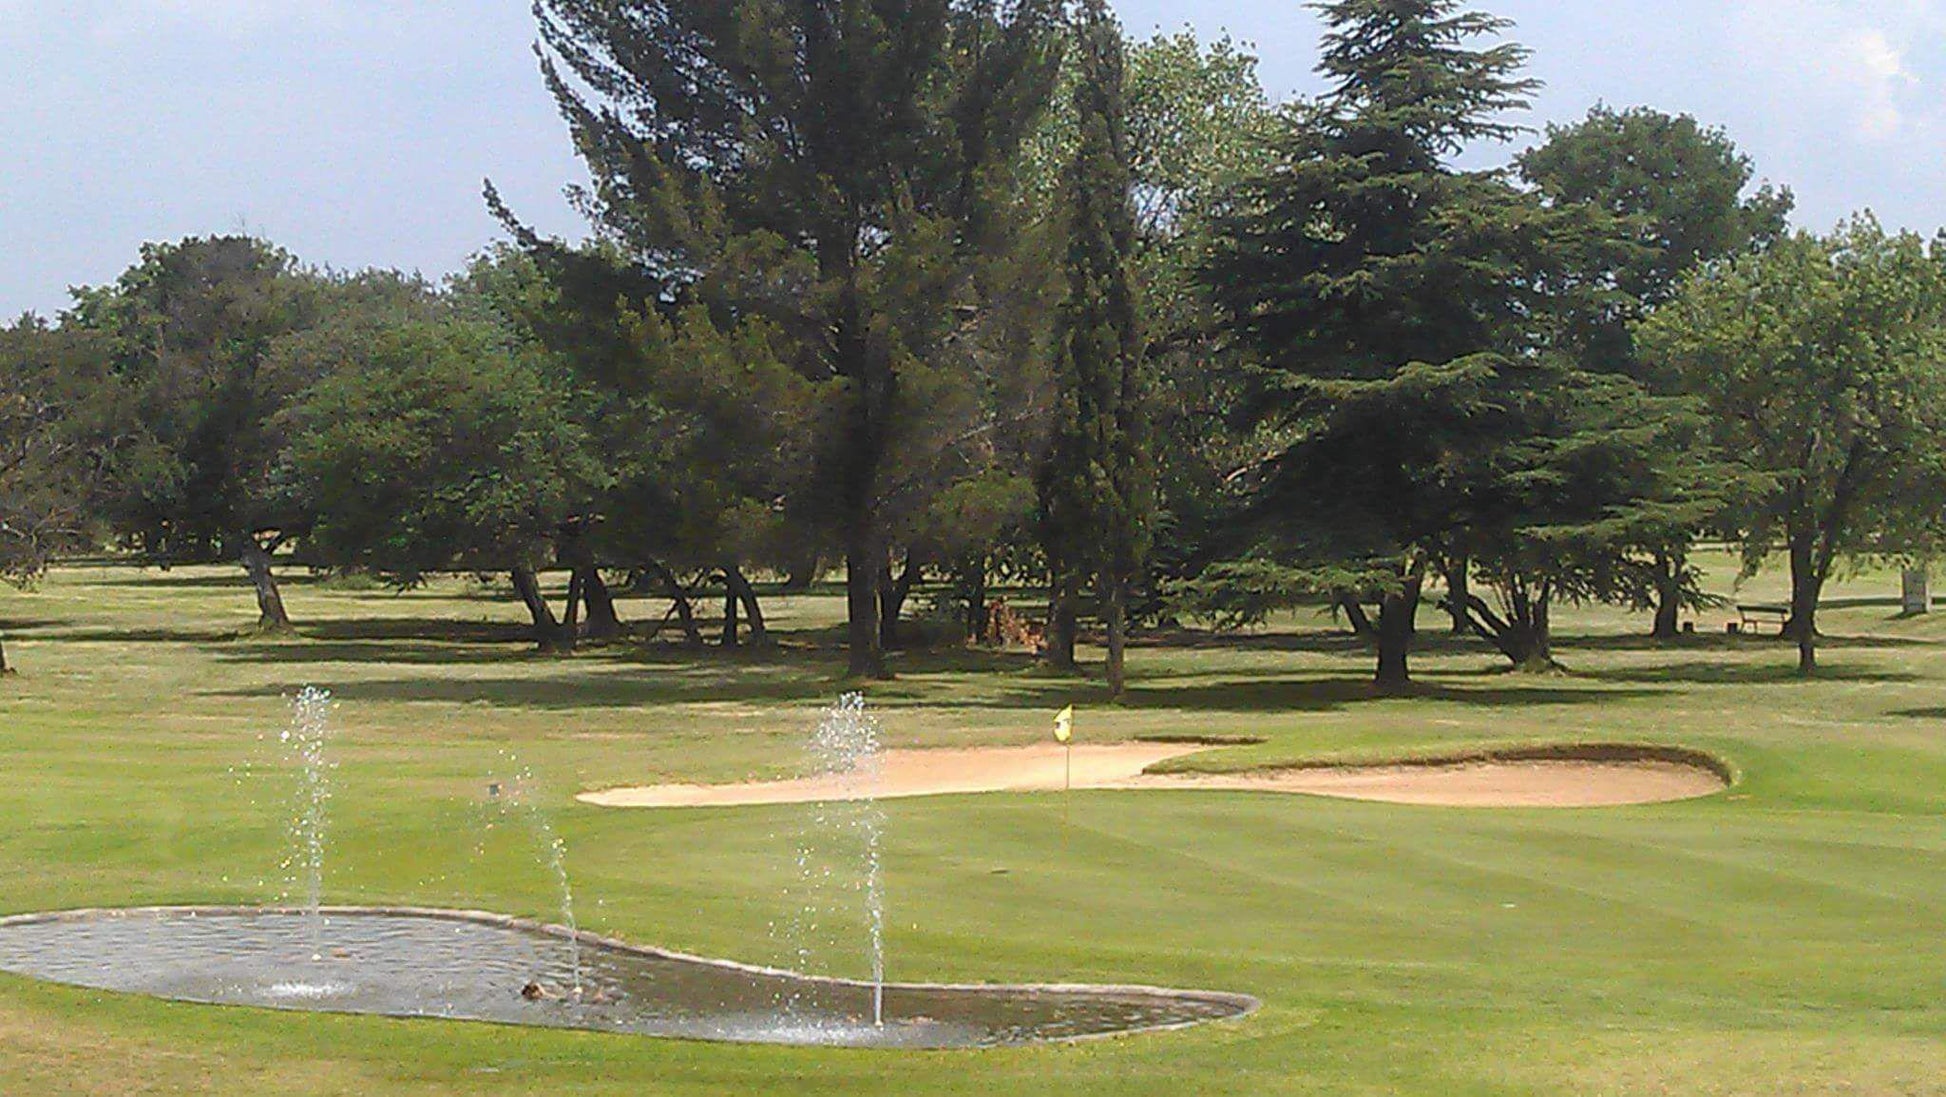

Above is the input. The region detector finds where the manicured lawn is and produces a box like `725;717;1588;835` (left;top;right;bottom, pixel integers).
0;554;1942;1094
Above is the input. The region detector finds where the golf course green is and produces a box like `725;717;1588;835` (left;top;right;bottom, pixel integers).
0;552;1941;1094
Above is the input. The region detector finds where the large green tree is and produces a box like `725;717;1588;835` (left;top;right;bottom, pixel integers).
519;0;1062;677
68;237;384;632
1443;364;1721;670
0;318;114;673
1035;0;1154;694
1199;0;1546;691
454;243;823;650
1519;105;1794;637
1637;218;1946;676
282;313;608;651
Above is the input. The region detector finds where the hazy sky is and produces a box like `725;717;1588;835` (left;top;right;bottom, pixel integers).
5;1;1943;318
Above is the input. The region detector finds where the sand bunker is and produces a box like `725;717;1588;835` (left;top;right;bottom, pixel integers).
579;743;1728;809
578;743;1205;808
1130;759;1725;807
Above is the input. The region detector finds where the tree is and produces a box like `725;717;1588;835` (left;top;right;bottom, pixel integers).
282;314;607;651
1444;365;1723;670
1519;105;1794;637
70;237;333;632
0;318;113;673
1637;219;1946;676
1199;0;1544;691
1035;0;1153;694
518;0;1062;677
454;243;822;650
1025;30;1278;616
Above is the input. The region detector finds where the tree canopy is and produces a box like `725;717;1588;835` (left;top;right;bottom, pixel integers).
1637;218;1946;675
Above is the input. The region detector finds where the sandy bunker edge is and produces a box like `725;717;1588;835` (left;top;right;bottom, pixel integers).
578;741;1733;809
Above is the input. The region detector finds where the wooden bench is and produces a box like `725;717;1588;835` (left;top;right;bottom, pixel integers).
1735;604;1790;636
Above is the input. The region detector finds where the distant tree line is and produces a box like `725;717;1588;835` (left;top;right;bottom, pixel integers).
4;0;1945;687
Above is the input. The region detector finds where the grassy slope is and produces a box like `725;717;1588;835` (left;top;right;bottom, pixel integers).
0;554;1941;1095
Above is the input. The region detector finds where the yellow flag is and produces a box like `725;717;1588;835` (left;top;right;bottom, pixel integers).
1053;704;1073;744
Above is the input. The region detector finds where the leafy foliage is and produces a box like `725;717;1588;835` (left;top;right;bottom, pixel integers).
1637;218;1946;673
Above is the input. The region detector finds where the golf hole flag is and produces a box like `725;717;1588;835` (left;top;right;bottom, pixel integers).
1053;704;1073;744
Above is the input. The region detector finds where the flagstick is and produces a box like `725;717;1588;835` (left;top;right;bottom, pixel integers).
1063;738;1072;828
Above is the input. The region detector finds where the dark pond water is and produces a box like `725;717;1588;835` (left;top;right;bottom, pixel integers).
0;908;1254;1048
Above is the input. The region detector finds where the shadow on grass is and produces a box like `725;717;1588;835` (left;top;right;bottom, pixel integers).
0;619;70;635
1119;677;1664;713
301;618;533;645
75;570;337;590
209;641;542;668
1132;627;1494;658
207;664;841;709
1565;631;1937;653
1887;707;1946;720
48;626;255;644
1579;661;1922;686
203;658;1665;714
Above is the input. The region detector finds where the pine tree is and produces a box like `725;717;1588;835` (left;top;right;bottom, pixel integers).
1518;106;1793;638
517;0;1062;678
1201;0;1542;691
1035;0;1153;695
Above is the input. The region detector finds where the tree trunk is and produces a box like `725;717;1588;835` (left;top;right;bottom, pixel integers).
1524;593;1555;672
578;566;622;641
720;577;740;649
723;566;770;648
1459;588;1559;672
830;241;892;681
1652;551;1684;640
783;548;821;593
1374;574;1424;694
957;555;989;644
1103;582;1128;698
0;632;11;675
563;568;584;642
1044;578;1079;670
1443;558;1471;636
845;525;887;678
878;555;919;650
644;560;705;648
512;567;571;653
1788;532;1820;677
238;534;292;633
1333;592;1376;639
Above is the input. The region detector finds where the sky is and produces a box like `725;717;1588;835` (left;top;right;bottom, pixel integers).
4;1;1943;319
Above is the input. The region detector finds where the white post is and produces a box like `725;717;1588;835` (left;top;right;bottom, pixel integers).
1903;567;1931;616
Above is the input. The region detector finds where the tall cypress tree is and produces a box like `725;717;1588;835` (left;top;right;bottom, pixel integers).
1036;0;1153;694
1201;0;1543;691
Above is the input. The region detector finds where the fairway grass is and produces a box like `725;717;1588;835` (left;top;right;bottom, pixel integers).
0;555;1942;1094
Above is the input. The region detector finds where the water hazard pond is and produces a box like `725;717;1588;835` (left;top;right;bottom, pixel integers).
0;908;1255;1048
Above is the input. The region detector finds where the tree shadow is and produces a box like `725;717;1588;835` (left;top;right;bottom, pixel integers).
208;641;542;668
1887;707;1946;720
208;665;841;709
301;618;534;645
1566;631;1936;653
77;571;335;590
48;626;256;644
200;654;1662;714
1117;677;1665;713
892;647;1044;675
0;618;70;635
1132;627;1492;658
1579;661;1922;686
